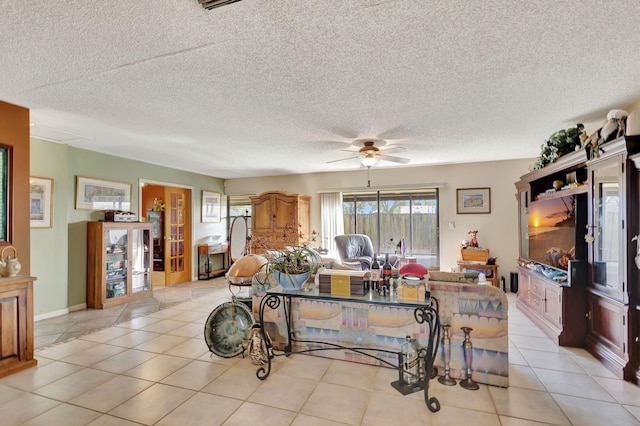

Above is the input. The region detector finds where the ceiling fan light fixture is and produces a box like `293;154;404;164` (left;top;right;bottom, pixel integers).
359;155;379;167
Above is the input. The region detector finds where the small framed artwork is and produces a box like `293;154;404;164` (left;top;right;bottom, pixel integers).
76;176;132;211
202;190;221;223
457;187;491;214
30;176;54;228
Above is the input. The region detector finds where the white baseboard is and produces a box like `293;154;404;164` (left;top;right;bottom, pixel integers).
34;303;86;322
69;303;86;312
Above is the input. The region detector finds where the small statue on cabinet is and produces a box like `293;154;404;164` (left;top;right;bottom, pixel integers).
468;230;479;248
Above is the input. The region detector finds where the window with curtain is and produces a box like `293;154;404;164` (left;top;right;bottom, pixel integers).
342;189;439;267
227;195;252;237
227;195;252;218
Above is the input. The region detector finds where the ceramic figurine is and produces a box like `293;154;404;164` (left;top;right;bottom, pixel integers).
468;230;479;248
600;109;628;143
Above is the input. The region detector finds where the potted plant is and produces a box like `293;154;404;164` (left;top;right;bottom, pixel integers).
259;245;322;289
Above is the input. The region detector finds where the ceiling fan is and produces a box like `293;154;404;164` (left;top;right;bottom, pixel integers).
327;139;410;168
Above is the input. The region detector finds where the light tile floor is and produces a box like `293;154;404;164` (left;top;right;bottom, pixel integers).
3;278;640;425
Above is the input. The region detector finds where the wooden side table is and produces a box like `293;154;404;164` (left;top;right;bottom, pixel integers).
198;244;228;280
457;261;500;288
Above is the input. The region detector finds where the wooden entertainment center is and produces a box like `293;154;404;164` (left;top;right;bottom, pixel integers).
515;136;640;382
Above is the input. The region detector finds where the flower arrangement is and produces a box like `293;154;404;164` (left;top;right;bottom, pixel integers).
152;198;165;211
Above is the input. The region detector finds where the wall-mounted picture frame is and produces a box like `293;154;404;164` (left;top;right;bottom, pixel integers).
457;187;491;214
76;176;132;211
202;190;221;223
30;176;54;228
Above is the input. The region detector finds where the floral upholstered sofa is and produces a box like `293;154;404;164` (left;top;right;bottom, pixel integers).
253;270;509;387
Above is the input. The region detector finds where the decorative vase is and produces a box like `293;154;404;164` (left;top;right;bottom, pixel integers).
273;270;310;289
460;326;479;390
438;324;456;386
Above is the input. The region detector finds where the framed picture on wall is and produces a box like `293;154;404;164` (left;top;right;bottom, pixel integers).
457;187;491;214
76;176;132;211
30;176;54;228
202;190;221;223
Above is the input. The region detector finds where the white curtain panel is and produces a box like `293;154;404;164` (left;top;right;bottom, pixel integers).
320;192;344;257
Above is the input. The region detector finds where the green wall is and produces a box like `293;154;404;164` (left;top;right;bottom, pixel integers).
30;139;69;317
31;139;226;317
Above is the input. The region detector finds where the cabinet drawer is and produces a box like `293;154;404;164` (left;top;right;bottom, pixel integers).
529;276;544;297
529;292;544;315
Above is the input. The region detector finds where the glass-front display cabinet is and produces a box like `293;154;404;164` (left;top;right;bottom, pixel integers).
589;156;624;302
585;136;639;381
87;222;153;309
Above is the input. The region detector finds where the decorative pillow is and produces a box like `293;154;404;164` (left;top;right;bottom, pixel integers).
429;271;479;283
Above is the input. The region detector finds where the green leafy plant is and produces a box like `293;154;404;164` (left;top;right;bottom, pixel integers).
533;123;585;170
257;245;322;287
251;224;322;287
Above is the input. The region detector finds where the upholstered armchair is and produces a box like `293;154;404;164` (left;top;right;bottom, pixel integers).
334;234;375;270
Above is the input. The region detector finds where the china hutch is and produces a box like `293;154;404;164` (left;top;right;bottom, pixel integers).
515;135;640;382
250;191;310;253
147;211;164;271
87;222;153;309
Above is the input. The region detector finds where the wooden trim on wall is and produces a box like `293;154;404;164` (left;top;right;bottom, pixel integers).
0;100;30;274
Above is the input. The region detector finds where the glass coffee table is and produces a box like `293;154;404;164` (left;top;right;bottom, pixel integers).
255;287;441;412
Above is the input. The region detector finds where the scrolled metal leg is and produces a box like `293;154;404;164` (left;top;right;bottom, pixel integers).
256;294;281;380
413;298;441;413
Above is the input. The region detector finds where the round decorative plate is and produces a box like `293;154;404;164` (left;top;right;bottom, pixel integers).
204;301;255;358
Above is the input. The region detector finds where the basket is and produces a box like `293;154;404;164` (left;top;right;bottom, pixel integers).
460;248;489;263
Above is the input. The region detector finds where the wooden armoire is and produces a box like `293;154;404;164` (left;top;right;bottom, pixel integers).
250;191;310;253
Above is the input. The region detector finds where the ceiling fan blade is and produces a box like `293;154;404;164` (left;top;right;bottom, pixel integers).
380;146;406;155
380;155;410;164
327;155;360;164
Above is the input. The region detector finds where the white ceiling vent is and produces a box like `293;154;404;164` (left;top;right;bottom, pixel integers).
30;123;93;144
199;0;243;10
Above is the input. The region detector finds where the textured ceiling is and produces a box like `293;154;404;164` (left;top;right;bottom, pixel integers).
2;0;640;178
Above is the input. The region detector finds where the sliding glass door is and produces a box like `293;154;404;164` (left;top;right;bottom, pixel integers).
342;189;439;267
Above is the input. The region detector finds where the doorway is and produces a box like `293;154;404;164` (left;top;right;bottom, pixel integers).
141;182;192;287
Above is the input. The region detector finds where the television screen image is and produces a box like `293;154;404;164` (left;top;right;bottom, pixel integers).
528;195;576;270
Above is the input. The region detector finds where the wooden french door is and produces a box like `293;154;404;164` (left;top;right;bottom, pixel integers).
164;186;191;285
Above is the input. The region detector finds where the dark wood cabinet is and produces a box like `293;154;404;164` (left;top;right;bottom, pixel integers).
515;149;589;347
584;137;639;380
147;211;164;271
517;265;586;346
586;292;629;374
516;135;640;383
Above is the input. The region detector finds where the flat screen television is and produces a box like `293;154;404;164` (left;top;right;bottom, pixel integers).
527;195;577;271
